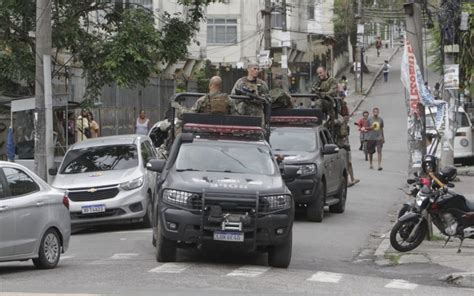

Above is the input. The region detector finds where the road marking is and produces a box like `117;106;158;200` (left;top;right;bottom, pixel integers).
120;238;127;241
110;253;139;260
306;271;343;283
60;255;75;260
0;294;100;296
226;266;270;277
385;279;418;290
149;263;191;274
111;229;153;234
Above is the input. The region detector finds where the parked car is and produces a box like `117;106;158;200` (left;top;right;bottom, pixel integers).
269;109;348;222
426;106;474;164
50;135;158;229
0;161;70;269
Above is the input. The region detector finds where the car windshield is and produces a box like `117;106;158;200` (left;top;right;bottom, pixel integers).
60;145;138;174
269;128;318;152
175;142;275;175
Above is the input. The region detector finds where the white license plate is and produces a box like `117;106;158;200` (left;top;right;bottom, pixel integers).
81;204;106;214
213;231;244;242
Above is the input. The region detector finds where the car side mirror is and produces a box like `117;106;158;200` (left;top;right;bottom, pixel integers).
322;144;339;155
146;159;166;173
282;165;299;180
48;167;58;176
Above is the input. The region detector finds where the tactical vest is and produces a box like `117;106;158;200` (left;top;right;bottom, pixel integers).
204;93;229;114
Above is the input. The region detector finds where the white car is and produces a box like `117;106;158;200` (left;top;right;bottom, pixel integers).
0;161;70;269
427;106;474;163
50;135;158;229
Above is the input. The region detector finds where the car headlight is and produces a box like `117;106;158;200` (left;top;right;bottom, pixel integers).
415;193;428;207
297;163;317;176
262;194;292;211
163;189;193;206
120;176;144;190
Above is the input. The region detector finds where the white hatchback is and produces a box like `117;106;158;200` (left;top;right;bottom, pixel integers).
0;161;70;269
50;135;158;229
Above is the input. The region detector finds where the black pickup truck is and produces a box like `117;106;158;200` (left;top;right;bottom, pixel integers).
269;108;348;222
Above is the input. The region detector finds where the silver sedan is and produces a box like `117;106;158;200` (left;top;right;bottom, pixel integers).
0;161;71;269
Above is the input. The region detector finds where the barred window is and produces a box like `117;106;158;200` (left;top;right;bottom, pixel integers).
308;6;315;20
207;18;238;44
271;12;283;28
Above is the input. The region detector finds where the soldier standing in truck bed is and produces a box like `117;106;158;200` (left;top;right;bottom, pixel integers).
311;66;338;130
231;62;269;117
192;76;236;114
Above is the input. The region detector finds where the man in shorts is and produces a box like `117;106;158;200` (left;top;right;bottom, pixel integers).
365;107;384;170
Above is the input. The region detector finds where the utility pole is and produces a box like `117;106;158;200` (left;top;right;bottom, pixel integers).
281;0;289;91
35;0;52;181
404;0;426;174
263;0;272;87
355;0;363;93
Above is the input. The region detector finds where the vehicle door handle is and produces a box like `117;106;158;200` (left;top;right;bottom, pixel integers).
0;205;9;212
36;201;45;207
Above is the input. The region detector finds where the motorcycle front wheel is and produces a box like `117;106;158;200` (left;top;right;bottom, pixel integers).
390;219;428;252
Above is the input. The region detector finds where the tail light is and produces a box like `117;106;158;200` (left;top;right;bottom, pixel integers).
63;193;70;210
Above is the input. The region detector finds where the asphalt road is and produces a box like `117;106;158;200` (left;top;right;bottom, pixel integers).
1;51;472;295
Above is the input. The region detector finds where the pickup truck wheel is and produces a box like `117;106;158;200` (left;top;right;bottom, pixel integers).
268;229;292;268
155;218;177;262
329;176;347;213
307;181;325;222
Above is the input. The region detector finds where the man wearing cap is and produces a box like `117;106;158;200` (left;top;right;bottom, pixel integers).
231;62;269;117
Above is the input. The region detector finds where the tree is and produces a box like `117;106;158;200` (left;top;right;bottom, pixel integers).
0;0;218;98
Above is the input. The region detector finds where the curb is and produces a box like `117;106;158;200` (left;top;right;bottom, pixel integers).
351;46;402;114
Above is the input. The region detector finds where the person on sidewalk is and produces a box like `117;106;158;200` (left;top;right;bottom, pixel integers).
376;36;382;57
365;107;385;170
135;110;150;135
335;114;360;187
355;110;370;160
382;60;390;82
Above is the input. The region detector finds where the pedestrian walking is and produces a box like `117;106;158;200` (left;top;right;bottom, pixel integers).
382;60;390;82
375;36;382;57
365;107;385;170
433;82;441;99
88;111;100;138
355;110;370;160
135;110;150;135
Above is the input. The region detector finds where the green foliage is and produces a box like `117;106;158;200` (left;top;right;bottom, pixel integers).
0;0;216;98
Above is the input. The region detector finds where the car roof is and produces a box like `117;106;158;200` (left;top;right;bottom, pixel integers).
69;134;147;150
191;137;269;146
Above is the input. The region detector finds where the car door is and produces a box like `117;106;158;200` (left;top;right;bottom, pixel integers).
0;169;16;257
322;130;338;193
141;140;158;192
2;167;46;256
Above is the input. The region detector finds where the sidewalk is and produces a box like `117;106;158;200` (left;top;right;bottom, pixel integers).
339;45;401;116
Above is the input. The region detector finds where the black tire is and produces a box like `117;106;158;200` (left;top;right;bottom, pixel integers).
32;229;61;269
307;180;325;222
330;175;347;213
390;219;427;252
397;204;412;219
142;193;153;228
155;217;177;262
268;229;292;268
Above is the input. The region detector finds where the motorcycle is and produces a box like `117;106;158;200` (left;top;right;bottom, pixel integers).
390;155;474;253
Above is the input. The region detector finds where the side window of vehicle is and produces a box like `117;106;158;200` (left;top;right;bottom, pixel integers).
3;168;39;197
0;172;5;199
141;143;151;167
144;140;157;159
319;131;327;146
323;130;334;144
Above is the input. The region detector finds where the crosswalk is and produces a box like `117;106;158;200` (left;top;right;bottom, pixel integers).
58;253;422;291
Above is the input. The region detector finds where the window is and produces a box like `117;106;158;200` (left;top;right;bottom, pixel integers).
307;6;315;20
270;128;318;152
141;141;156;167
3;168;39;197
323;130;334;144
207;18;237;44
60;145;139;174
271;12;283;29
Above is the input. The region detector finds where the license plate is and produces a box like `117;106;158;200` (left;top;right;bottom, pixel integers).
81;204;106;214
213;231;244;242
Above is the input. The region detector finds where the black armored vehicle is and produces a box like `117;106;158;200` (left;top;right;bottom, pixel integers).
269;98;348;222
147;93;296;268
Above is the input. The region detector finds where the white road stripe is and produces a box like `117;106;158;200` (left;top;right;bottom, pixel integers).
306;271;343;283
385;279;418;290
148;263;191;274
60;255;75;260
109;253;139;260
226;266;270;277
111;229;153;234
0;294;100;296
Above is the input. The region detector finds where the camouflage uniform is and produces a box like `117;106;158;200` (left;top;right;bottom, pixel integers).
191;91;236;114
231;77;269;117
334;118;351;162
311;76;338;130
